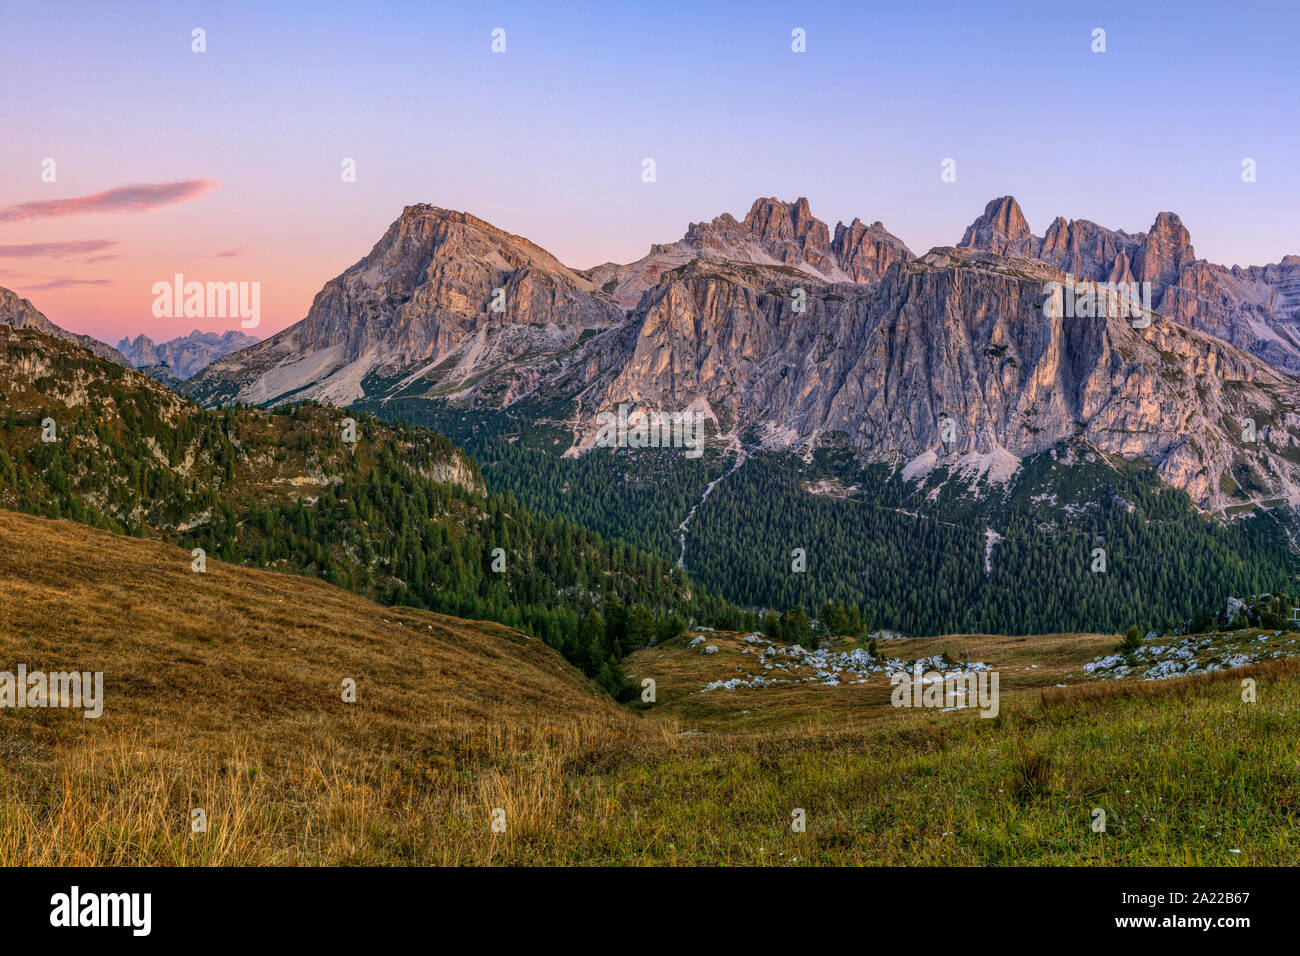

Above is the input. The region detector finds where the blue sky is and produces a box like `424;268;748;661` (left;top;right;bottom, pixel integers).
1;0;1296;340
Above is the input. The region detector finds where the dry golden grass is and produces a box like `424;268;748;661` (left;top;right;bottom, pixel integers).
5;509;1300;865
0;509;672;864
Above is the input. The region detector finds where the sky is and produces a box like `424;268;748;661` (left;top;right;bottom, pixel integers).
0;0;1296;344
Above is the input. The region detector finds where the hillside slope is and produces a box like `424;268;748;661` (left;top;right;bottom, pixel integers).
3;509;1299;865
0;509;650;864
0;285;127;366
0;321;483;533
0;322;735;681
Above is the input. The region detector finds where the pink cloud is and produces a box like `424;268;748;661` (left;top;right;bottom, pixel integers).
206;246;250;258
0;239;120;259
0;180;221;223
24;276;115;290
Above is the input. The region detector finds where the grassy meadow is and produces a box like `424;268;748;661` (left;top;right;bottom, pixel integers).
2;509;1298;865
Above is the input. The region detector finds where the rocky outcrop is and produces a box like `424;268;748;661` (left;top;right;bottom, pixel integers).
0;286;128;366
585;197;913;307
960;197;1300;372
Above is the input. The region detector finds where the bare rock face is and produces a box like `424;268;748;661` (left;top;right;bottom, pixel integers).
589;258;847;422
827;250;1298;512
187;198;1300;513
721;197;836;272
116;330;260;379
585;197;912;307
960;198;1300;373
1157;258;1300;372
959;196;1037;258
556;246;1300;510
1038;215;1143;284
0;286;128;366
187;205;624;406
1133;211;1197;298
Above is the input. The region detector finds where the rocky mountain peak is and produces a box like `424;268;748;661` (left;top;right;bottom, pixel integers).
1150;210;1190;238
959;196;1036;257
683;196;834;273
741;196;823;242
832;218;913;282
956;198;1300;372
1134;210;1196;296
116;333;160;364
187;201;624;406
586;198;914;307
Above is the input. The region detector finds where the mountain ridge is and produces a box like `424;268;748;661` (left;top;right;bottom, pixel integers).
0;285;128;366
164;195;1300;513
959;195;1300;373
116;328;260;379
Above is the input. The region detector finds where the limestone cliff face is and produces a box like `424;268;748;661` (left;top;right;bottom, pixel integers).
825;250;1298;511
187;205;624;406
960;197;1300;372
416;453;484;496
1158;258;1300;372
559;247;1300;510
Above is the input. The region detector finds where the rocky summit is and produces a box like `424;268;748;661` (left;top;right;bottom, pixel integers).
960;196;1300;373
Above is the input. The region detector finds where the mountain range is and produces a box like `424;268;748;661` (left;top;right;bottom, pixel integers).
116;329;260;379
178;195;1300;514
4;193;1300;639
959;196;1300;373
0;289;257;386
